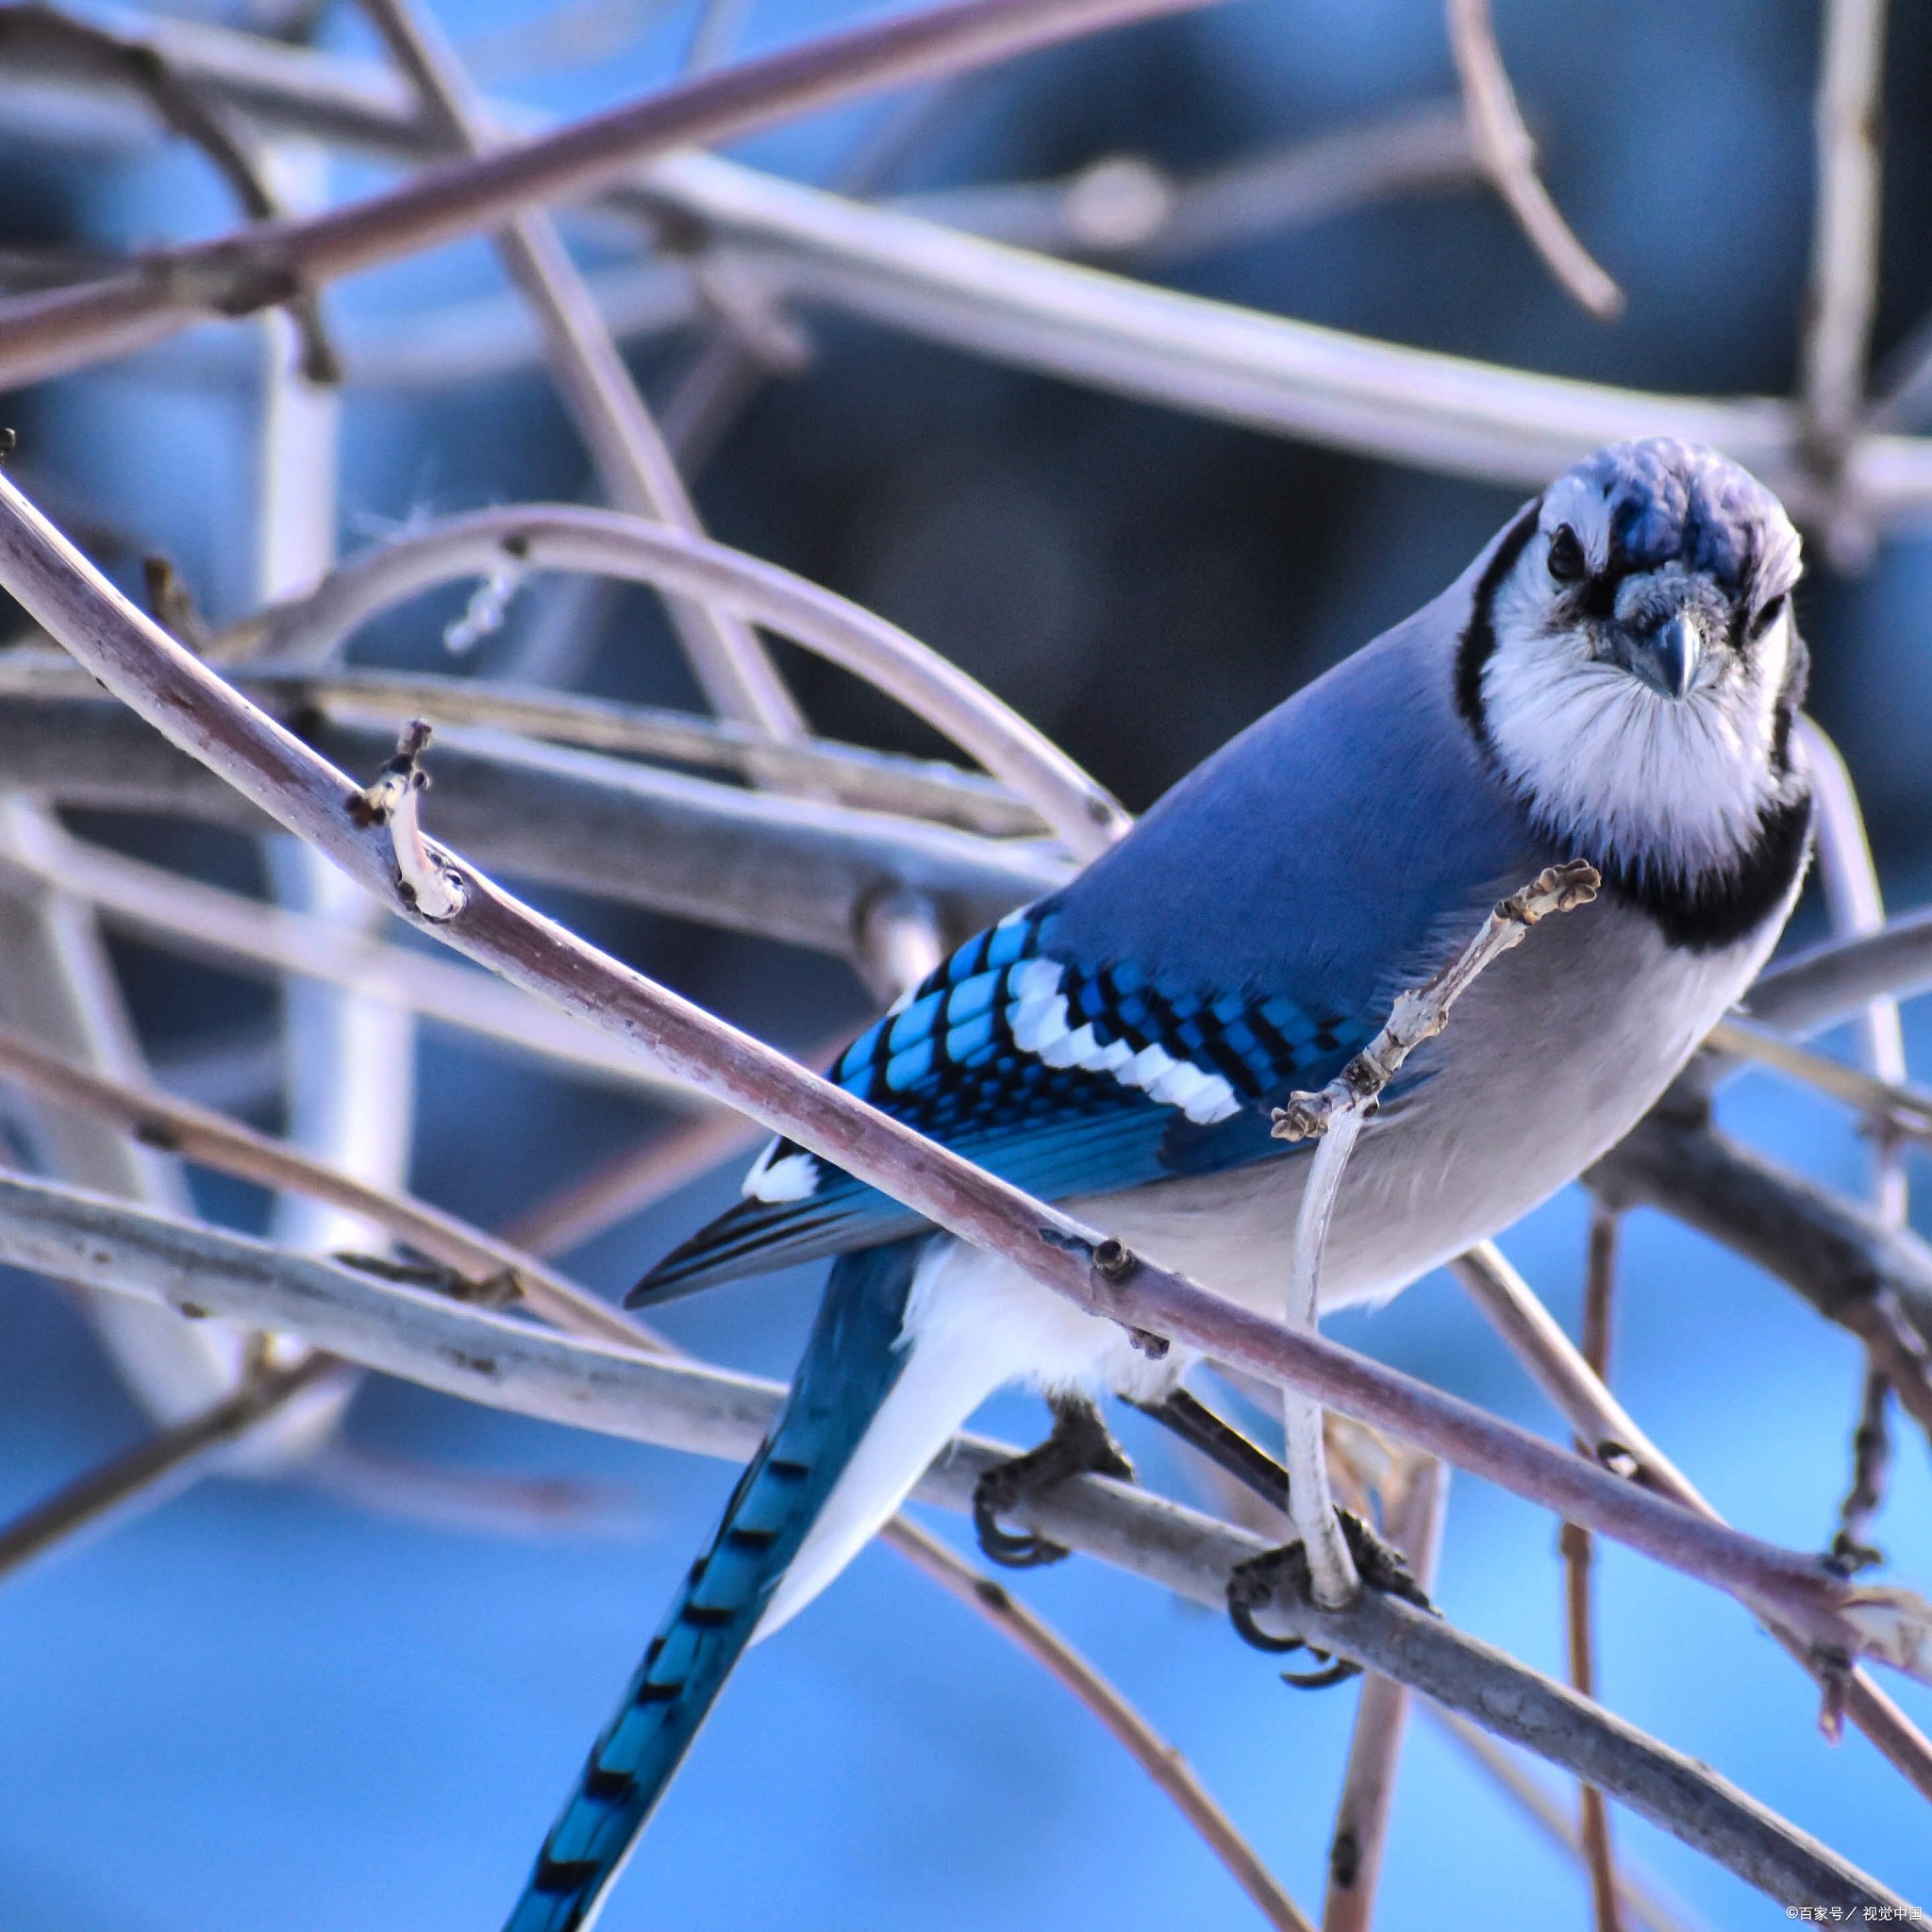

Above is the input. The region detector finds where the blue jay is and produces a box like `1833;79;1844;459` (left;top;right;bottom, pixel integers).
505;439;1812;1929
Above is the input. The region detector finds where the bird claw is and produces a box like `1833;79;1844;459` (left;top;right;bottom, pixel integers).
973;1393;1135;1570
1224;1509;1434;1689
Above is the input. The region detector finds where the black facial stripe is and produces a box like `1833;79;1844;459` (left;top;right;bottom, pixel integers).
1596;791;1813;952
1455;503;1541;747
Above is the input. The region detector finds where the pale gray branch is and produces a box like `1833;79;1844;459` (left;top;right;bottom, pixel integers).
0;469;1917;1686
0;1169;1905;1916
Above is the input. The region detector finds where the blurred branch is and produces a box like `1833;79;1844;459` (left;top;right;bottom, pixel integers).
354;0;804;739
1322;1453;1447;1932
0;0;1226;388
234;504;1130;857
0;681;1066;955
1417;1706;1712;1932
1449;1241;1932;1801
1746;908;1932;1037
1589;1100;1932;1431
1566;1206;1624;1932
501;1109;762;1257
0;812;713;1103
0;655;1049;836
0;2;337;379
0;1170;1905;1915
303;1441;648;1540
1800;0;1888;475
885;1514;1316;1932
0;1018;648;1343
1706;1016;1932;1147
1443;0;1622;318
1;481;1919;1690
0;1351;347;1584
18;18;1932;523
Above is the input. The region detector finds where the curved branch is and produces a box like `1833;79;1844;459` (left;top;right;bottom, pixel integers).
0;473;1917;1686
0;1173;1903;1917
240;504;1129;856
1443;0;1622;319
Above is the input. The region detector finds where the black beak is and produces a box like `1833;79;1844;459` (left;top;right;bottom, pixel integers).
1624;611;1701;701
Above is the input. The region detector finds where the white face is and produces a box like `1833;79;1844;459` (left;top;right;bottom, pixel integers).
1473;478;1804;890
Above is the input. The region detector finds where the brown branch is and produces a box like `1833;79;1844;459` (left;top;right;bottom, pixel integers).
352;0;803;738
0;471;1920;1689
1322;1453;1447;1932
1443;0;1622;319
0;1352;343;1582
0;2;337;380
1566;1205;1624;1932
1450;1241;1932;1804
884;1515;1316;1932
0;0;1225;389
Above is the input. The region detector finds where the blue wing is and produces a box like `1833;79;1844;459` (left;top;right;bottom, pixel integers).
629;906;1377;1305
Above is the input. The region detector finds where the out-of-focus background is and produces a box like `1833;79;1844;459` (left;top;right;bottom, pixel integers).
1;1;1930;1925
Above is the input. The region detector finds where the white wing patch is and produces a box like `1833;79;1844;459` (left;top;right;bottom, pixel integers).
1005;958;1240;1124
742;1144;821;1203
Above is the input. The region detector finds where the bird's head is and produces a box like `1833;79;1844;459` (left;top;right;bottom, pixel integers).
1459;438;1808;902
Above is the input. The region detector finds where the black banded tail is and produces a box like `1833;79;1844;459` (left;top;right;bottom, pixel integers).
504;1238;927;1932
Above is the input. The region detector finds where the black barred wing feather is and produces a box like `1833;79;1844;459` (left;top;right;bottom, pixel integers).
628;910;1376;1306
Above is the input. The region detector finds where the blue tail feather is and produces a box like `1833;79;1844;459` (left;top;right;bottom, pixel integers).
503;1237;928;1932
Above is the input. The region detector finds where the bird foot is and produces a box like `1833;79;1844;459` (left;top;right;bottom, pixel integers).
974;1393;1135;1569
1225;1509;1434;1689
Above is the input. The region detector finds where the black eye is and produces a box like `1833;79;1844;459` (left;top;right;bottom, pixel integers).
1748;592;1787;641
1547;525;1587;584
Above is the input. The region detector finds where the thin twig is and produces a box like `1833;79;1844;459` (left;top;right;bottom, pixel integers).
355;0;804;738
1417;1707;1713;1932
0;0;1229;389
1442;0;1622;319
0;2;338;379
0;651;1051;836
3;481;1924;1684
0;1353;344;1583
884;1515;1316;1932
1323;1453;1448;1932
1449;1241;1932;1802
1799;717;1910;1570
0;1173;1905;1915
0;811;712;1101
238;503;1130;856
1566;1204;1624;1932
1746;908;1932;1036
1272;859;1601;1607
0;671;1070;955
1800;0;1889;469
1707;1017;1932;1148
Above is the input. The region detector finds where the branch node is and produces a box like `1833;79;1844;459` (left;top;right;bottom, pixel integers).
349;721;467;920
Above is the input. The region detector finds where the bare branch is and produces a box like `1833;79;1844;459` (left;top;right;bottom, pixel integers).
1567;1205;1624;1932
0;811;713;1102
0;2;338;379
1443;0;1623;318
0;0;1228;389
0;476;1917;1687
1272;859;1600;1607
0;1171;1907;1914
1417;1707;1713;1932
236;503;1130;856
355;0;804;738
20;18;1932;525
1323;1453;1447;1932
1707;1017;1932;1149
1800;0;1889;466
0;654;1050;836
884;1515;1316;1932
1747;909;1932;1037
1450;1241;1932;1802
